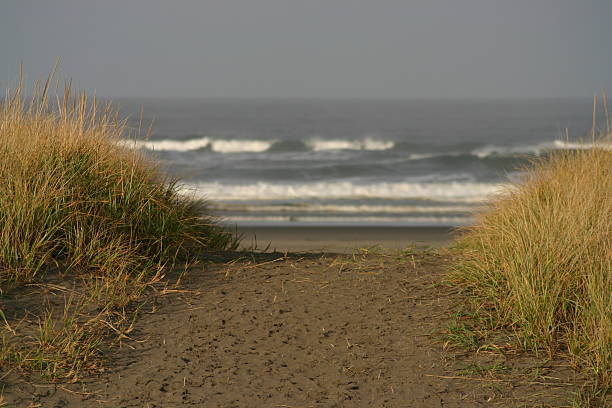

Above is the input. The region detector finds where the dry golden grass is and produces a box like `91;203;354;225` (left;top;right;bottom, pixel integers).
453;131;611;395
0;75;236;379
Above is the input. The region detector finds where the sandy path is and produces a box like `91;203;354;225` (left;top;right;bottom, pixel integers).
6;251;579;407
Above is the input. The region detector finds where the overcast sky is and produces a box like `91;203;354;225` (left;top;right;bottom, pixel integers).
1;0;611;98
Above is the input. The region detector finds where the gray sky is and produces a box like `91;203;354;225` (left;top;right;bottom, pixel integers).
1;0;611;98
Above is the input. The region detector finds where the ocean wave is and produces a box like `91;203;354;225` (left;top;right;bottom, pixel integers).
404;140;612;160
471;144;546;159
181;180;509;203
471;139;612;158
221;215;473;227
406;152;459;160
552;139;612;150
117;136;395;153
117;137;273;153
214;203;476;214
117;137;612;156
305;138;395;151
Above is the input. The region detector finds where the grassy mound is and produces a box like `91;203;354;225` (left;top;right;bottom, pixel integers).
453;139;611;389
0;79;235;378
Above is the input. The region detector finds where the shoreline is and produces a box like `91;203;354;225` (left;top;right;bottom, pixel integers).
235;225;458;253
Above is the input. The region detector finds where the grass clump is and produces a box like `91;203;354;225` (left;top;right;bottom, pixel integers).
0;77;235;380
452;132;611;391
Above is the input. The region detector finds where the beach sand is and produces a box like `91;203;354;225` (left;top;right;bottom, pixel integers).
237;226;457;253
3;243;583;407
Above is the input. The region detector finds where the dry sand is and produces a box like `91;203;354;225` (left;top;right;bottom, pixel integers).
3;229;589;407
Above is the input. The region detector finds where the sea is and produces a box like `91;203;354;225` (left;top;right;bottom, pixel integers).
115;98;603;227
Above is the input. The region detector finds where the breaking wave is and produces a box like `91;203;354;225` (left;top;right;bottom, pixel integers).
470;140;612;158
181;180;509;203
221;215;473;227
306;138;395;151
116;137;273;153
214;203;475;214
117;136;394;153
118;137;612;156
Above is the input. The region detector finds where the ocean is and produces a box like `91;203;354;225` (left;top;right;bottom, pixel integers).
115;98;602;227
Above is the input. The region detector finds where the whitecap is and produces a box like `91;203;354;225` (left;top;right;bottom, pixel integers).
117;137;274;153
306;138;394;151
214;203;476;214
180;180;508;203
470;139;612;158
221;215;473;227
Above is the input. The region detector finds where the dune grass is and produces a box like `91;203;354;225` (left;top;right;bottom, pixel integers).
452;130;611;396
0;77;236;380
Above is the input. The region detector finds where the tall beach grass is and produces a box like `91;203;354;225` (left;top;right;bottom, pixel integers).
453;124;611;391
0;76;235;378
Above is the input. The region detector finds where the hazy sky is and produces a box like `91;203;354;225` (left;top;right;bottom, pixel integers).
2;0;611;98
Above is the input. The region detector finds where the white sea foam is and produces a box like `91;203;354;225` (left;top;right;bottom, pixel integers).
215;203;476;214
471;139;612;158
209;139;273;153
117;137;273;153
552;139;612;150
407;153;437;160
407;152;467;160
117;136;393;153
221;215;473;227
471;142;553;158
181;180;508;203
377;139;611;158
306;138;394;151
117;137;611;155
117;138;210;152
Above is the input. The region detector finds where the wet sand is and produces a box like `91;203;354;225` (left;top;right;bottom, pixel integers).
237;226;457;253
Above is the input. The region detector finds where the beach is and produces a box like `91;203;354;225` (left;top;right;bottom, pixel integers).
2;96;607;406
4;2;612;405
6;2;612;404
237;226;456;253
3;246;581;407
